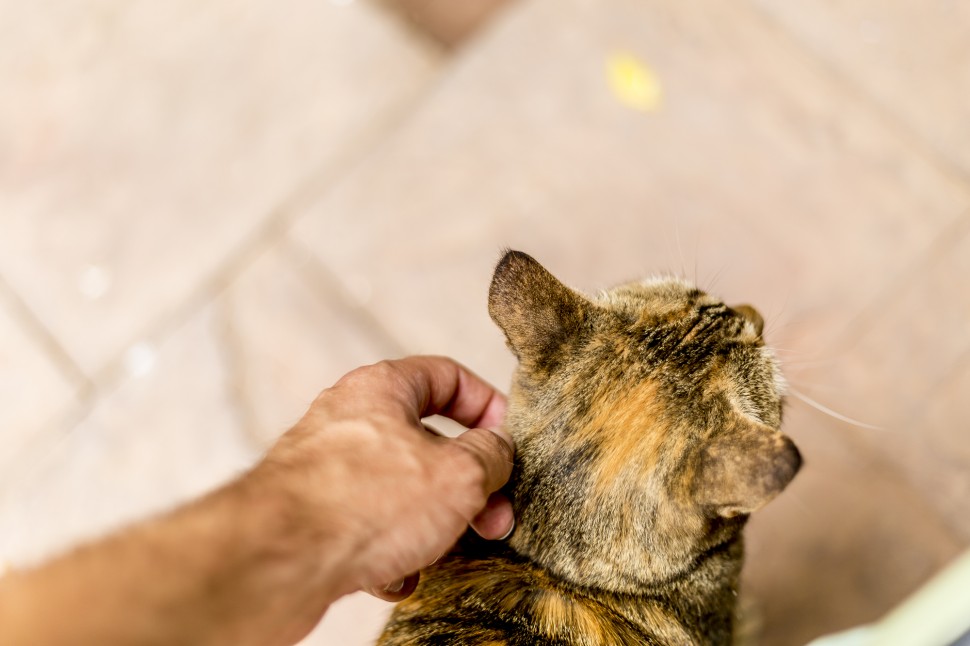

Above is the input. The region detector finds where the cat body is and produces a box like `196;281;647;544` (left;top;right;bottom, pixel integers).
379;251;800;645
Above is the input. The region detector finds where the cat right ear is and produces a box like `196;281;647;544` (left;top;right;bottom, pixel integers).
693;420;802;518
488;250;590;367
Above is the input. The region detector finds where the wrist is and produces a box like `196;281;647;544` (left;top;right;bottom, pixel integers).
229;462;357;607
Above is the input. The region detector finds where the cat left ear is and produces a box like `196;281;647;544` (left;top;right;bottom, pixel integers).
488;250;590;367
694;420;802;517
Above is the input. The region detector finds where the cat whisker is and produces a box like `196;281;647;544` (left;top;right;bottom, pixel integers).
693;229;701;289
763;292;792;339
782;361;841;372
704;264;728;294
784;379;844;394
673;217;687;281
770;347;817;357
787;388;883;431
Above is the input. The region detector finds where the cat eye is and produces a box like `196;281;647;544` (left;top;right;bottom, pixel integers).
729;304;764;337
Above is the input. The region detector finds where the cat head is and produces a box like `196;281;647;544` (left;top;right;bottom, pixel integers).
489;250;800;593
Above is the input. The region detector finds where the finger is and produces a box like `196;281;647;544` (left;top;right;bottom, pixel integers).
373;356;508;429
364;573;420;602
408;356;508;428
453;427;515;495
470;491;515;540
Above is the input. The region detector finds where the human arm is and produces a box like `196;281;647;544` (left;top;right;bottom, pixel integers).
0;356;514;646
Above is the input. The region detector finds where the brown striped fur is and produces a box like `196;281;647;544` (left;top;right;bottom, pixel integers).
379;251;801;645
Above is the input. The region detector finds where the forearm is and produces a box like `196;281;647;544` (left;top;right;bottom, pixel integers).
0;469;350;646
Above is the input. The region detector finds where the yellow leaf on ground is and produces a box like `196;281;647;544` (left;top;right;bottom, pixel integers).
607;52;662;112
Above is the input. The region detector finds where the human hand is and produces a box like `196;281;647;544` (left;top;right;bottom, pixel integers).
0;357;514;646
254;356;515;607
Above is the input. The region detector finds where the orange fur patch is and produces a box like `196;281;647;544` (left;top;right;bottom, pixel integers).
566;378;669;495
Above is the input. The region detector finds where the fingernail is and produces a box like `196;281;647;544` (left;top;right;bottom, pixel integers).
498;517;515;541
487;427;515;455
383;579;405;594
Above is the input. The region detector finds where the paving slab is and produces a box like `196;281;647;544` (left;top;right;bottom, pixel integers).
789;223;970;539
289;0;970;638
291;0;969;392
750;0;970;179
0;0;438;376
0;305;257;567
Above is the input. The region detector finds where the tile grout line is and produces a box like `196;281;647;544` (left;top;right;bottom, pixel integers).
372;0;519;53
0;272;94;398
746;1;970;192
742;5;970;538
370;0;449;52
281;236;409;359
12;0;497;464
80;46;455;412
79;0;527;403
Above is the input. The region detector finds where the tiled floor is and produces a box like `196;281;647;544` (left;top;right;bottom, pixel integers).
1;0;967;644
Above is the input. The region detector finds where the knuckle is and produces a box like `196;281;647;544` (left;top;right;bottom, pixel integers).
334;360;404;391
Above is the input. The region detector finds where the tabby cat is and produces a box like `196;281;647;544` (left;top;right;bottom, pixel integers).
378;250;801;645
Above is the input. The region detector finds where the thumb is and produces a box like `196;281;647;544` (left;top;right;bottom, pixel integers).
452;427;515;496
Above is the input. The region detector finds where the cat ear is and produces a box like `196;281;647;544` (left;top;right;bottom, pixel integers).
488;250;590;366
694;420;802;517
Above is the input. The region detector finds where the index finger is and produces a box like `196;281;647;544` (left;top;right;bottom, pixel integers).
343;356;507;429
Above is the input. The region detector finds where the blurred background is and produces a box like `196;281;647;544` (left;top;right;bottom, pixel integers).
1;0;968;644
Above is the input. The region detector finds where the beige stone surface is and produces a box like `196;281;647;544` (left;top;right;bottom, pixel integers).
789;223;970;539
0;294;79;487
743;400;963;646
219;240;401;448
0;0;438;376
751;0;970;177
1;0;969;642
0;305;257;566
287;0;970;639
303;592;390;646
292;0;969;392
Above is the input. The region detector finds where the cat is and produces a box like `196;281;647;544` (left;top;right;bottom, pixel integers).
378;250;801;645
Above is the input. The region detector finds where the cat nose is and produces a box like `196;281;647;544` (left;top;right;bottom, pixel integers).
731;304;764;336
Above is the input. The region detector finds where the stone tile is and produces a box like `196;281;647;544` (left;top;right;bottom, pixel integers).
0;296;79;484
742;400;963;646
220;241;401;448
787;225;970;538
750;0;970;177
291;0;969;391
0;0;438;376
0;305;257;566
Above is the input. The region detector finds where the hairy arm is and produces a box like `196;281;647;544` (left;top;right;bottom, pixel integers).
0;357;514;646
